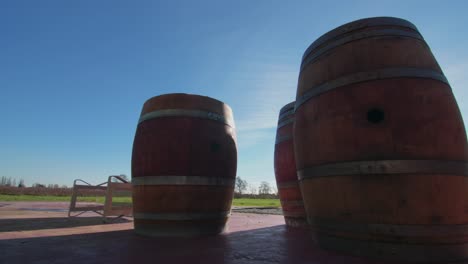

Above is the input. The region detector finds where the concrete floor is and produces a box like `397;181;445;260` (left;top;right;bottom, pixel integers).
0;202;458;264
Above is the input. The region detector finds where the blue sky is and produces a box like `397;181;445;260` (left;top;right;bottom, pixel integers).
1;0;467;190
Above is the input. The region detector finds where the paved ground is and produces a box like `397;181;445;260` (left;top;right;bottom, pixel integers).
231;206;283;215
0;202;461;264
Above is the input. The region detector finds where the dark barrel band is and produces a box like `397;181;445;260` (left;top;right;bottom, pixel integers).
310;218;468;262
276;181;299;189
138;109;235;128
275;134;292;145
283;210;306;218
278;109;295;122
302;17;419;61
277;118;294;129
315;234;468;263
298;160;468;180
132;176;235;187
309;218;468;237
281;200;304;207
295;67;448;111
134;211;230;221
301;28;424;71
134;226;226;237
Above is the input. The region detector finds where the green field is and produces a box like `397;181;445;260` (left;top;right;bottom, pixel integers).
0;194;280;207
232;198;280;207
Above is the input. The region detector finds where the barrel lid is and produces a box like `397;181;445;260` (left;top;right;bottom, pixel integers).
278;101;295;127
142;93;232;113
143;93;228;108
301;17;419;62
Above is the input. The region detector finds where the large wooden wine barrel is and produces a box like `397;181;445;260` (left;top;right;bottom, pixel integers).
274;102;307;227
294;17;468;262
131;93;237;236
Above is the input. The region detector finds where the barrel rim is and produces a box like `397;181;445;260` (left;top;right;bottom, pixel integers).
277;117;294;130
300;29;424;73
138;108;236;128
279;101;295;115
301;17;418;62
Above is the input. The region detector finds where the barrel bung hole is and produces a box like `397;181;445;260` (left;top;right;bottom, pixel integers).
367;108;385;124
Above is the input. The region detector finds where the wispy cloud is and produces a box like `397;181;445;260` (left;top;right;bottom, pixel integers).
232;63;298;132
224;61;298;152
225;61;298;185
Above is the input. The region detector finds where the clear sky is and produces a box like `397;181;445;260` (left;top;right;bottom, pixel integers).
1;0;467;189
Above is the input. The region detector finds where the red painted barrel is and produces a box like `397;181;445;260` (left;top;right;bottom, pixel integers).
274;102;308;227
294;17;468;262
131;93;237;236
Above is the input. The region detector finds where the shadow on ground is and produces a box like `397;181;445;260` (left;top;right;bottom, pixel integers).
0;217;131;232
0;225;394;264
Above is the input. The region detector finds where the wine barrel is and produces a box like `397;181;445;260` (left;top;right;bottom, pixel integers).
274;102;308;227
131;93;237;236
295;17;468;262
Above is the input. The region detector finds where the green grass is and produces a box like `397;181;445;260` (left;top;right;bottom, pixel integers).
232;198;280;207
0;194;131;204
0;194;280;207
0;194;71;202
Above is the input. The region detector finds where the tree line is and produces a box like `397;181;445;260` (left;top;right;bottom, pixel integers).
0;176;66;188
235;177;278;199
0;176;25;187
1;175;279;199
0;174;130;189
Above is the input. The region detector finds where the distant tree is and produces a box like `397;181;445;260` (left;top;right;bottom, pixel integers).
235;177;247;195
0;176;8;186
61;185;68;188
33;183;45;188
258;181;272;195
112;174;130;183
18;179;25;188
1;176;13;186
272;185;278;195
248;184;257;195
119;174;130;182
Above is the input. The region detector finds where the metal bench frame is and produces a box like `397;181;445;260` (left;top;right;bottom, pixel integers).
68;175;132;222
